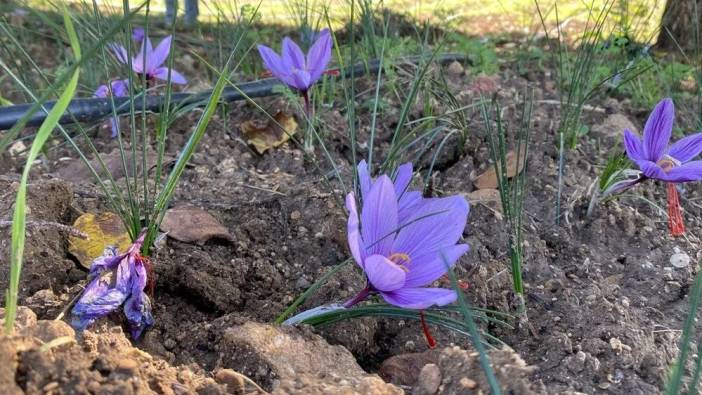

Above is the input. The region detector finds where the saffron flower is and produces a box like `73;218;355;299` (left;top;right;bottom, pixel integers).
72;233;154;339
109;33;187;84
345;164;470;309
94;79;129;138
623;98;702;182
257;29;332;92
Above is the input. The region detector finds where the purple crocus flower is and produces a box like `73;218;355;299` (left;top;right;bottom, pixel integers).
72;233;154;339
624;98;702;182
94;79;129;138
109;34;187;84
257;29;332;92
345;164;470;309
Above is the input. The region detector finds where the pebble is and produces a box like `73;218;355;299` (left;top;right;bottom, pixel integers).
214;369;246;394
414;364;442;395
459;377;477;390
670;248;690;268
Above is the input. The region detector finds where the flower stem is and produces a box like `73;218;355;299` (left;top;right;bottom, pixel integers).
302;90;313;152
343;286;371;308
667;182;685;236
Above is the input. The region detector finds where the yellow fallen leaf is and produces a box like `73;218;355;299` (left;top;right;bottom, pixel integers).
473;143;527;189
68;212;131;269
241;111;297;154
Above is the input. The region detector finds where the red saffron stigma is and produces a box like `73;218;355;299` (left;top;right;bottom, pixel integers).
666;183;686;236
419;311;437;349
323;69;341;76
260;70;273;78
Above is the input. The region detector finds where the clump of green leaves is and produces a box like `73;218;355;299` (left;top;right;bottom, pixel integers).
480;91;533;323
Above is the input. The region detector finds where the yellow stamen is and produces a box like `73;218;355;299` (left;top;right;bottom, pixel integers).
657;155;681;173
388;253;411;272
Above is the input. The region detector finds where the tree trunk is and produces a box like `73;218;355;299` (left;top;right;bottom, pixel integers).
657;0;702;52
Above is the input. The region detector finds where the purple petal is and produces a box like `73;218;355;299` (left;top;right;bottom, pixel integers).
148;35;172;70
89;249;123;276
290;69;312;90
124;292;153;339
282;37;306;70
111;79;129;97
393;162;413;198
357;160;372;199
345;193;364;268
380;287;457;309
306;29;332;83
94;84;109;98
623;129;644;162
71;274;128;330
667;133;702;163
151;67;187;84
364;254;406;292
108;43;129;64
661;160;702;182
642;98;674;162
392;196;469;259
403;244;469;288
109;117;120;138
123;259;153;338
132;27;145;42
133;37;154;74
635;160;667;180
258;44;297;87
361;176;398;258
398;191;422;225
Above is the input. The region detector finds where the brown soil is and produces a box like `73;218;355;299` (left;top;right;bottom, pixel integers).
1;53;700;394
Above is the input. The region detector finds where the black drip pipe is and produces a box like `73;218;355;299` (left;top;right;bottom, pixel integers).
0;54;466;131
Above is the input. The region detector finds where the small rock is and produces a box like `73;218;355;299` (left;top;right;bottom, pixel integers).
164;338;177;350
290;210;301;221
115;358;139;375
214;369;246;395
459;377;477;389
413;364;442;395
31;320;75;343
447;61;465;77
670;248;690;268
379;350;442;386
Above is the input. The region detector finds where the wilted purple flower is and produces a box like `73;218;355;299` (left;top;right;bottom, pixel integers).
109;34;187;84
94;79;129;138
345;164;470;309
624;98;702;182
72;233;154;339
257;29;332;92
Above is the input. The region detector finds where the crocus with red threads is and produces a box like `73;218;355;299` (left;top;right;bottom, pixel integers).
624;98;702;182
345;162;470;309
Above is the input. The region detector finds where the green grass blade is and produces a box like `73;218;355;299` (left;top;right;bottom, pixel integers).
4;4;81;334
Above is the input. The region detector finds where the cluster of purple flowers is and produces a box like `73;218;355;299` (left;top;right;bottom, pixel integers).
75;27;474;339
95;28;186;137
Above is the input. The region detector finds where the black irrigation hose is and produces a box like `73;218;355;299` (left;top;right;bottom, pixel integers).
0;53;466;131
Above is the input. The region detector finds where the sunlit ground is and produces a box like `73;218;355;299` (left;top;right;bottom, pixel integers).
44;0;664;41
